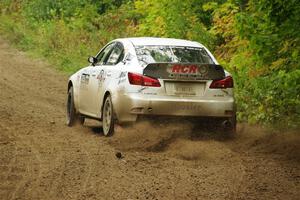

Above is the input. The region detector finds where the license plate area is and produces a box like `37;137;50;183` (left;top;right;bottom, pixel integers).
164;81;205;96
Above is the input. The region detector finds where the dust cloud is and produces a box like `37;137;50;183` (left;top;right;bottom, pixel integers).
109;121;300;163
109;119;194;152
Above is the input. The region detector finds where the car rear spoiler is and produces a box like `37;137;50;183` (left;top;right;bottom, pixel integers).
143;63;225;80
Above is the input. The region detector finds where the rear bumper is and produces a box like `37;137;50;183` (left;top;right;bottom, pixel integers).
113;92;235;123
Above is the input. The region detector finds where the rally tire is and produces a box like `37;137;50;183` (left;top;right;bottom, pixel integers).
66;86;77;127
102;95;115;136
224;115;237;137
78;115;85;125
230;114;237;134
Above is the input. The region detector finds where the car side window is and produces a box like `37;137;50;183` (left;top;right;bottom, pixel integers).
95;43;115;65
105;43;124;65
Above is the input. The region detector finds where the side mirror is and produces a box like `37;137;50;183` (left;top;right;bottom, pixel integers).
88;56;97;65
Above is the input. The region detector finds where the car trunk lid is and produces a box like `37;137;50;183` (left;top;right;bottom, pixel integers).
143;63;225;97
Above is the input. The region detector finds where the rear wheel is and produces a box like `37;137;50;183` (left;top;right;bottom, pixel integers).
78;115;85;125
228;114;237;134
102;95;115;136
222;115;236;137
66;87;77;126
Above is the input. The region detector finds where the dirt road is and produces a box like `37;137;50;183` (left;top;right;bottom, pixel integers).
0;38;299;200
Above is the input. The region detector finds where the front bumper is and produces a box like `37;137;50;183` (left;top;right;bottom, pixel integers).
113;93;235;123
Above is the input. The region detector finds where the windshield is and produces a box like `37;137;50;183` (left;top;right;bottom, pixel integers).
135;45;214;65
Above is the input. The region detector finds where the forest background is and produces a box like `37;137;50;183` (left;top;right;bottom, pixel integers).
0;0;299;128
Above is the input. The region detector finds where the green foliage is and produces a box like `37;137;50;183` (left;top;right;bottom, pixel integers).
235;0;300;73
22;0;90;21
0;0;299;128
205;1;242;63
204;0;300;128
134;0;215;48
235;70;300;127
0;0;136;73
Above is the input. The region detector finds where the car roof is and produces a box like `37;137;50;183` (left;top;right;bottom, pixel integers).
117;37;204;47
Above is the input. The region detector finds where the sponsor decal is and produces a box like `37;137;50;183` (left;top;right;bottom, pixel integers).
171;64;198;74
119;71;126;78
198;65;208;75
80;73;90;84
167;64;208;79
118;71;127;84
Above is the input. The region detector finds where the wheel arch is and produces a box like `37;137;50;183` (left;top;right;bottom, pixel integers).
67;79;80;113
67;80;73;92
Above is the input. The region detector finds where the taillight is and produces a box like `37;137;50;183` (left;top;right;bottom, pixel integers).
128;72;161;87
209;76;233;89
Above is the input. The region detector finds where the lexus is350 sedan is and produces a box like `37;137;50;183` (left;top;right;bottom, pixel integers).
66;37;236;136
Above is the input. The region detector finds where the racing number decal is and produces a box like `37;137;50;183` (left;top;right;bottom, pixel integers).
97;70;106;86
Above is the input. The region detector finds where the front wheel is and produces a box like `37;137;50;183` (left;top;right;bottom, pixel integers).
102;95;115;136
66;87;77;126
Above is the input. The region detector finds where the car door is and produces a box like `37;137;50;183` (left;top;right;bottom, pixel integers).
78;43;115;116
91;42;125;118
78;66;93;114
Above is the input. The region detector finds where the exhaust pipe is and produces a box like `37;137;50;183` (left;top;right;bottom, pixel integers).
221;120;232;130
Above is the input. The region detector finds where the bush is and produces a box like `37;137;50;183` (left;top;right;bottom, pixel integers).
235;70;300;128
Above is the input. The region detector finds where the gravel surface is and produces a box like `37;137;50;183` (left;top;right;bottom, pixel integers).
0;38;299;200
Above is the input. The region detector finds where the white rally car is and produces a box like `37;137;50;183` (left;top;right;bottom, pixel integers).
66;37;236;136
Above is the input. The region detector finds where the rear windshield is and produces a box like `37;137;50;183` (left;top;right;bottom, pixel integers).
135;45;214;65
